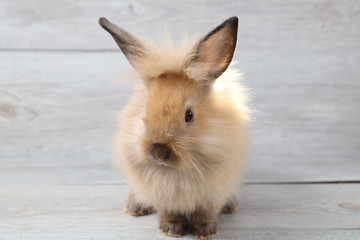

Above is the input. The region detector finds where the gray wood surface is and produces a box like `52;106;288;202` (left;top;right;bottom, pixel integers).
1;0;360;239
1;0;359;51
1;180;360;239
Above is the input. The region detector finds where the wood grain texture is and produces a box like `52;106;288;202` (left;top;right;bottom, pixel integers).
1;180;359;239
0;51;126;168
2;230;360;240
1;0;359;50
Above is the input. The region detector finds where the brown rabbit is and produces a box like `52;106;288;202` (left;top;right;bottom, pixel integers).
99;16;250;239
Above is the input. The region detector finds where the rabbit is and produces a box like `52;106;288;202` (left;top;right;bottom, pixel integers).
99;16;251;239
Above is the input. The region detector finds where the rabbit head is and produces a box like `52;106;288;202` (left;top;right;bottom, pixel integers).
99;17;244;171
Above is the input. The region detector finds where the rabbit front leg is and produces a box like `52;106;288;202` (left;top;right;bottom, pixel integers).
124;192;154;216
191;206;219;240
158;210;188;237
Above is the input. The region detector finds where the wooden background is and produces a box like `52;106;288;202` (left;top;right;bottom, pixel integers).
1;0;359;239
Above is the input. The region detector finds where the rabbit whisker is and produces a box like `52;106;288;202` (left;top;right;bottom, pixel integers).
117;128;143;140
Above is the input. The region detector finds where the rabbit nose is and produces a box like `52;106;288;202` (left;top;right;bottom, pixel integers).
148;143;172;161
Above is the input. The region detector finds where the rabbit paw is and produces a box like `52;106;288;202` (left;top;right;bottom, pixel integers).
221;195;240;214
124;193;154;216
158;213;187;237
192;222;218;240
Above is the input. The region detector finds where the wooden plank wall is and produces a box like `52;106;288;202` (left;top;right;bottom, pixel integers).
1;0;359;239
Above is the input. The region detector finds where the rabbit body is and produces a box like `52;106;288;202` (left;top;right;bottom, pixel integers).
100;16;250;239
114;70;249;214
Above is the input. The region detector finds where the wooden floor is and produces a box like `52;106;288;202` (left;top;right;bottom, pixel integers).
1;0;360;239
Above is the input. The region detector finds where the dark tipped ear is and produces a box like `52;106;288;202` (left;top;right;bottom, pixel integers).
184;17;238;82
99;17;146;68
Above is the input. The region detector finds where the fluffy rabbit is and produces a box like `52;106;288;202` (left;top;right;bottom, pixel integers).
99;16;250;239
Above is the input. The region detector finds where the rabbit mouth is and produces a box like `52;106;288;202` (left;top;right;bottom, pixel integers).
154;159;173;167
149;154;176;168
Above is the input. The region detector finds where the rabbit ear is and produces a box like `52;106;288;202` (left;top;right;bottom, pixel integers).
185;17;238;82
99;17;146;68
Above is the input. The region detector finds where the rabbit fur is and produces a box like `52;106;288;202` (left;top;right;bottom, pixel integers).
99;16;250;239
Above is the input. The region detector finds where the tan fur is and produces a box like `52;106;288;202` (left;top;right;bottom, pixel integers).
104;16;250;238
114;67;250;215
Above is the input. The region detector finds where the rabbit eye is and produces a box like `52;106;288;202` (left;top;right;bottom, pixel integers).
185;109;194;123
